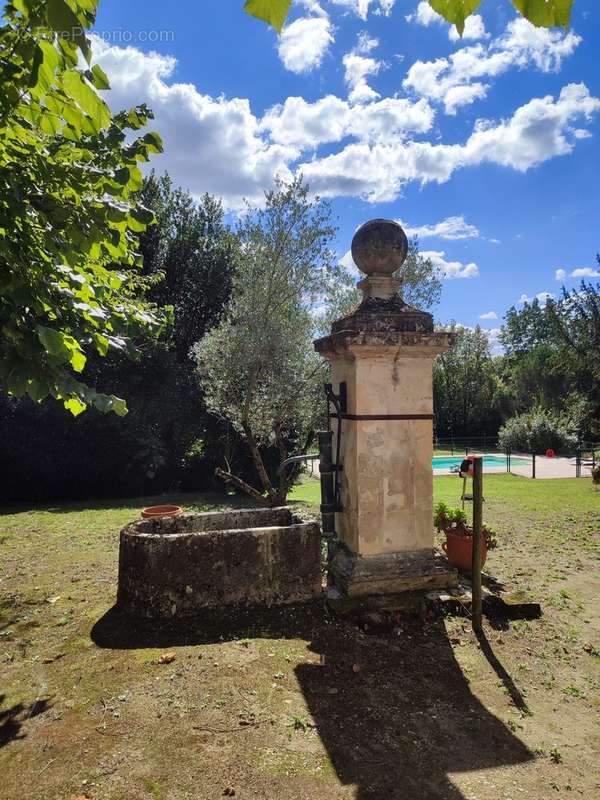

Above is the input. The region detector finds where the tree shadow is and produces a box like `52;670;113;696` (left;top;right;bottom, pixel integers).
0;694;53;749
92;604;532;799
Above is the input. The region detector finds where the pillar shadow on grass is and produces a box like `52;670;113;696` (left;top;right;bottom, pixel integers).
92;604;532;799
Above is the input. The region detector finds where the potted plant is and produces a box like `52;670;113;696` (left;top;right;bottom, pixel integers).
434;501;497;571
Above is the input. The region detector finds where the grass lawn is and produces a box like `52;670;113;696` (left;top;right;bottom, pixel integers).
1;475;599;800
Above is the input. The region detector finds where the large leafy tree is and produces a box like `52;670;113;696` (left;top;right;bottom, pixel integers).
136;173;237;362
0;174;238;502
192;177;336;506
244;0;575;35
499;281;600;438
0;0;164;416
547;278;600;436
433;324;502;438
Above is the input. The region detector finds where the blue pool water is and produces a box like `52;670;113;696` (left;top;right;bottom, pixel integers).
432;455;529;470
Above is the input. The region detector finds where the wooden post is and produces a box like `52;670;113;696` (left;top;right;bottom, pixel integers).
471;456;483;632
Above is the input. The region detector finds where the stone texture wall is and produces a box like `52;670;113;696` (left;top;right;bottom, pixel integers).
117;508;322;617
331;351;436;557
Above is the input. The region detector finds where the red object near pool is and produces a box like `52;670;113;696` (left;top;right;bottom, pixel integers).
141;505;183;519
546;449;556;458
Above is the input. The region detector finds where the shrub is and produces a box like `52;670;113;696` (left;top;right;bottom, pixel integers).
498;408;577;454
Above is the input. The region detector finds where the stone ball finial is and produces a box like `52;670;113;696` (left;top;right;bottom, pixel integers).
351;218;409;276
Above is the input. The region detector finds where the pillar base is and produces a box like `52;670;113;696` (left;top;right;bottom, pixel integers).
330;548;458;597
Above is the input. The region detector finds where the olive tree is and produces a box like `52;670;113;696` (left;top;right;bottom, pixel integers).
192;177;336;506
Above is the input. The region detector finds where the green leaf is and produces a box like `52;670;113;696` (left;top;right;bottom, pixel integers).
110;396;128;417
64;397;86;416
428;0;482;36
113;167;130;185
37;325;69;357
511;0;574;28
141;131;163;153
30;40;60;94
70;349;86;373
62;70;110;130
90;63;110;90
244;0;292;33
93;333;110;356
131;204;155;226
46;0;92;62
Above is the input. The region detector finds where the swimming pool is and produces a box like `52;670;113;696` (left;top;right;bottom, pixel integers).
432;455;529;470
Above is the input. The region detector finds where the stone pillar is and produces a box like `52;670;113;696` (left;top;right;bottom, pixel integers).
314;219;457;596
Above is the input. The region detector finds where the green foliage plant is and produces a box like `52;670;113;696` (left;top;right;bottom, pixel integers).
245;0;575;36
0;0;165;416
434;501;498;549
498;408;578;454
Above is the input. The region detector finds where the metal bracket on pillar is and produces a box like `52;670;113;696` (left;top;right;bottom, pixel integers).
325;382;346;512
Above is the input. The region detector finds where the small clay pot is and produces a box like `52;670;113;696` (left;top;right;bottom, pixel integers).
141;504;183;519
442;529;487;572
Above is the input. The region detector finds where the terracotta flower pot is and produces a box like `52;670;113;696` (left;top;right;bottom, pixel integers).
141;504;183;519
442;529;487;572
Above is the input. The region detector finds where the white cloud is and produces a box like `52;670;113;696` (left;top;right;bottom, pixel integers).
341;30;387;104
449;15;489;42
91;32;599;212
278;16;334;74
355;30;379;54
421;250;479;279
555;266;600;280
461;84;600;171
339;249;360;277
261;94;434;149
519;291;554;305
407;2;488;42
479;310;499;320
571;267;600;278
330;0;395;19
298;84;600;201
92;37;295;209
443;83;488;116
404;18;581;114
405;1;440;26
399;215;480;240
343;52;383;103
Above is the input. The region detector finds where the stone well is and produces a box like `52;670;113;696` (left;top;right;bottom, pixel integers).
117;507;322;617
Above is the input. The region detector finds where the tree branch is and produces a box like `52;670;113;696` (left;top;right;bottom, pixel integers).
214;467;271;506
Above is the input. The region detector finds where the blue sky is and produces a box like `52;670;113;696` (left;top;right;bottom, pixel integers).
91;1;600;338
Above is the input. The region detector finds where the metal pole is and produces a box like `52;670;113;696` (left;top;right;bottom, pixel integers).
532;452;536;480
318;430;336;542
471;456;484;633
